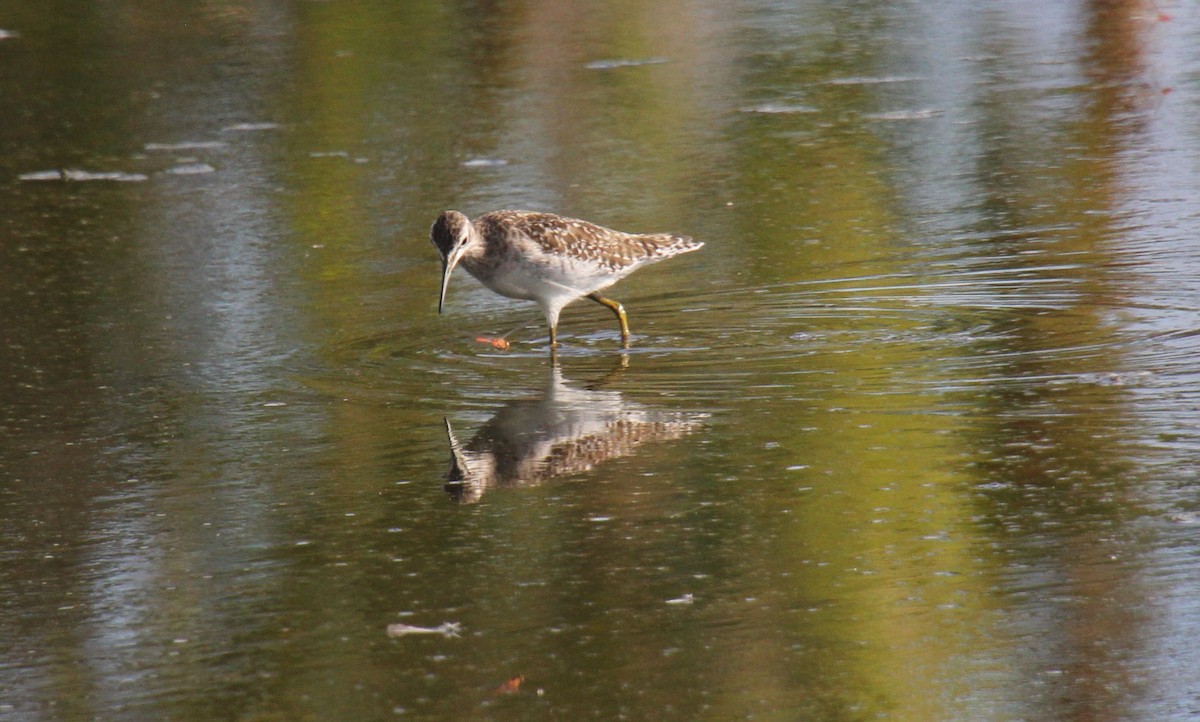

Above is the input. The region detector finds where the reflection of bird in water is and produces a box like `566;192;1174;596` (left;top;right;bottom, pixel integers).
430;209;702;348
443;365;706;503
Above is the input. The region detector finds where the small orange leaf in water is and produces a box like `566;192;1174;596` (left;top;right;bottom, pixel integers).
495;674;524;694
474;336;511;351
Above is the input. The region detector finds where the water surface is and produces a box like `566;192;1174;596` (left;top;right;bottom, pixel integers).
2;1;1200;720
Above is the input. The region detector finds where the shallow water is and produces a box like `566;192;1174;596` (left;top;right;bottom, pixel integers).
3;1;1200;720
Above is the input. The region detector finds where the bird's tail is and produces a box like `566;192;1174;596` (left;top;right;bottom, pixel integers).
644;233;703;260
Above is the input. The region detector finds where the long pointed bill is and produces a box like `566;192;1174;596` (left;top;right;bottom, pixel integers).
444;417;466;478
437;249;462;314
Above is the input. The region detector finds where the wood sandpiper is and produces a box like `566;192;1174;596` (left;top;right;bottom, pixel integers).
430;209;703;348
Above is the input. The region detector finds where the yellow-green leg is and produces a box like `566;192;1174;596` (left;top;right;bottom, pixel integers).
547;323;562;363
588;293;630;347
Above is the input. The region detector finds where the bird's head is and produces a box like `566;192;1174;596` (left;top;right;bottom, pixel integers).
443;417;494;504
430;210;473;314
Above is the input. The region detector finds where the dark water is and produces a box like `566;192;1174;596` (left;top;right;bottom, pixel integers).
3;1;1200;720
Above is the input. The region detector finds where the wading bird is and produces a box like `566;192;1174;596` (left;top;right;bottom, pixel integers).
431;210;702;348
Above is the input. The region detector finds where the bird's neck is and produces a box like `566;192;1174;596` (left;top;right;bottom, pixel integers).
460;228;498;267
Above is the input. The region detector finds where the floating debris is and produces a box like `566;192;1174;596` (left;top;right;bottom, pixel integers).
585;57;668;70
221;122;280;132
386;621;462;638
0;29;19;40
494;675;525;695
18;170;64;182
1167;511;1200;525
20;169;148;182
144;141;227;151
474;335;510;351
64;169;148;182
165;163;215;175
1074;371;1155;387
824;75;922;86
461;157;508;168
864;109;943;121
665;593;695;606
739;102;819;115
309;150;350;159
